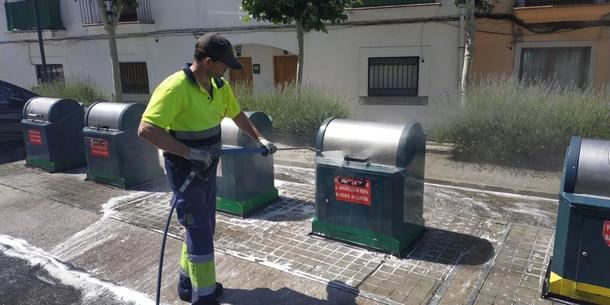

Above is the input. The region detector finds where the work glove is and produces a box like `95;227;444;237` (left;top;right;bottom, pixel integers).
187;148;213;170
188;146;222;182
256;137;277;156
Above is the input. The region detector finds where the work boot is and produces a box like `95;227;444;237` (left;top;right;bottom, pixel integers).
177;275;192;302
214;282;223;298
177;282;223;302
195;296;220;305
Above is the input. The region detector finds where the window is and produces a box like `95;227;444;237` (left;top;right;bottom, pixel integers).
35;64;64;84
5;0;64;31
368;56;419;96
78;0;154;25
120;62;149;94
119;3;138;22
519;47;591;88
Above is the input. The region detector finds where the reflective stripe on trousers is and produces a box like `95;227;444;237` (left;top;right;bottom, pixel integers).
165;156;217;304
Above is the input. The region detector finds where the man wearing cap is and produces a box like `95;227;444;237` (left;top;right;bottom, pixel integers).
138;33;277;305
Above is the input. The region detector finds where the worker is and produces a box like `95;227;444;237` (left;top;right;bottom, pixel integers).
138;33;277;305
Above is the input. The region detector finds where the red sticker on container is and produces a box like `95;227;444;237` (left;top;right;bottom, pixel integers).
334;176;371;206
90;139;110;158
28;129;42;145
602;220;610;247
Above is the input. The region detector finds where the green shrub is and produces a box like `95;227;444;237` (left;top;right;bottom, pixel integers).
232;82;351;143
431;76;610;169
31;77;107;107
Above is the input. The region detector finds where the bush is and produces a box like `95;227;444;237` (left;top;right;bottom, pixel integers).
430;76;610;170
31;77;107;107
232;82;351;144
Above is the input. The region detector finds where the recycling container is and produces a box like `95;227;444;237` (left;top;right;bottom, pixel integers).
83;101;163;188
21;97;85;171
312;118;426;256
216;111;278;217
543;136;610;304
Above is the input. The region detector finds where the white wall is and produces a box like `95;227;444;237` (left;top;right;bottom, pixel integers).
240;44;289;91
304;22;460;97
303;21;460;127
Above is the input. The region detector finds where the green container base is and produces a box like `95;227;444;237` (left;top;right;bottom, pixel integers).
216;188;279;217
26;157;84;172
312;219;424;257
86;174;128;189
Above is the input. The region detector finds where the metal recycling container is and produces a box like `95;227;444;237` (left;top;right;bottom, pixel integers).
312;118;426;256
216;111;278;217
83;101;163;188
21;97;86;172
543;136;610;304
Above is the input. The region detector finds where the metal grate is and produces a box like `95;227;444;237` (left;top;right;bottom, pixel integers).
79;0;154;25
368;56;419;97
36;64;65;84
120;62;150;94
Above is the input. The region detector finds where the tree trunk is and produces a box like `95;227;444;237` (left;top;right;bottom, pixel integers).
460;0;475;107
296;20;304;86
96;0;123;103
107;26;122;103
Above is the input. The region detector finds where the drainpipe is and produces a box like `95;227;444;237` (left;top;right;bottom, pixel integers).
32;0;47;83
458;3;465;90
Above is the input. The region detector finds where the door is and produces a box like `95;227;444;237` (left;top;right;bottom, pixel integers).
229;57;253;86
575;215;610;292
273;55;297;87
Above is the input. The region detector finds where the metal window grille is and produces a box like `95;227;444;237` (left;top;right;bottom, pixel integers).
120;62;149;94
35;64;65;84
368;57;419;97
79;0;154;25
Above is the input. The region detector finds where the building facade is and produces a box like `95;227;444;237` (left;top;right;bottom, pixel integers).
473;0;610;88
1;0;466;126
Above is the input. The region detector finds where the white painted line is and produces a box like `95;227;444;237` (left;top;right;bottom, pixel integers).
0;234;157;305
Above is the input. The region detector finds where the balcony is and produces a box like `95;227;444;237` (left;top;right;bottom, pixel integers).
352;0;435;8
513;0;610;23
4;0;64;31
78;0;153;25
515;0;608;7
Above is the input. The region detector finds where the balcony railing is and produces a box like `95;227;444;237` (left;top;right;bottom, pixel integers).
352;0;435;7
515;0;608;7
79;0;153;25
4;0;64;31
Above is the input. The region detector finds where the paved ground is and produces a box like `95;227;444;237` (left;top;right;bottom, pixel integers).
0;152;564;305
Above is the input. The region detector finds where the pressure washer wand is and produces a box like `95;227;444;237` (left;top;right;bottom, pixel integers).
277;146;319;152
218;146;320;155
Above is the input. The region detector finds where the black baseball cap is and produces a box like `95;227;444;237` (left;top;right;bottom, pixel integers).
195;33;243;69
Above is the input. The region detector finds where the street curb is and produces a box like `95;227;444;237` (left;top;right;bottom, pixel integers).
424;178;558;200
275;159;314;170
425;141;454;154
274;159;558;200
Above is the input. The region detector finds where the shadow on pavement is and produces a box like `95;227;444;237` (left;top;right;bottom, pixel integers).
221;280;359;305
0;141;25;165
408;228;495;266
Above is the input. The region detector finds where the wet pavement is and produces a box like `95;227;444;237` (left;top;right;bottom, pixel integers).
0;161;562;305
